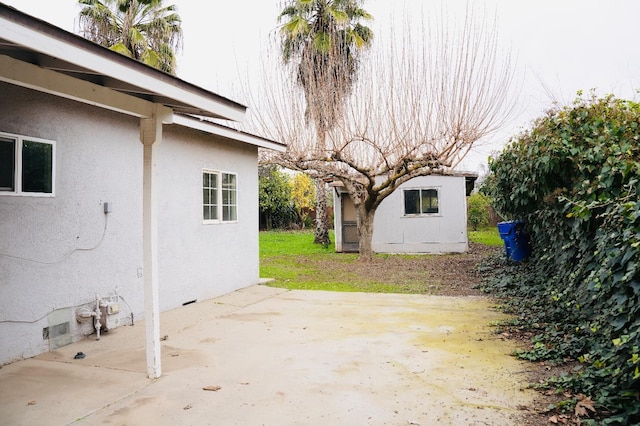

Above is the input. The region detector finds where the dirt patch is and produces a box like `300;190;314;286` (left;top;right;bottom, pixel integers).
313;243;500;296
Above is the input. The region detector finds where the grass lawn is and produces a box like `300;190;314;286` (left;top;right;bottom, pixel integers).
259;229;498;294
259;230;366;292
468;227;503;247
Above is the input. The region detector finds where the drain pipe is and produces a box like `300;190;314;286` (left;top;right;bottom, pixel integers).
94;294;102;340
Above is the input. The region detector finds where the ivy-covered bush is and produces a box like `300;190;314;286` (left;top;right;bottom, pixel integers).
483;94;640;424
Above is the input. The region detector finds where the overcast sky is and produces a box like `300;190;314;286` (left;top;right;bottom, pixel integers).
3;0;639;171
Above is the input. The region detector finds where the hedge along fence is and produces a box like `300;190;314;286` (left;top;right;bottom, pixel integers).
483;94;640;423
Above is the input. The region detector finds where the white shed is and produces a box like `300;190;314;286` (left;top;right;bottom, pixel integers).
332;174;476;254
0;5;285;374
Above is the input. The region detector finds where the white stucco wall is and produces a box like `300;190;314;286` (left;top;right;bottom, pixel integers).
373;175;469;253
333;175;469;254
0;83;260;365
156;126;259;311
0;83;143;364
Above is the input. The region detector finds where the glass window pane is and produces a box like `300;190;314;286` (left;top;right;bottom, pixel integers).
203;172;220;221
223;205;237;221
22;140;52;193
0;137;16;191
222;173;236;188
221;173;237;221
204;205;218;221
404;190;420;215
422;189;438;214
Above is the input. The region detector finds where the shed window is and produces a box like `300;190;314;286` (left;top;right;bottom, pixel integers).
203;170;237;223
0;132;55;196
404;188;439;215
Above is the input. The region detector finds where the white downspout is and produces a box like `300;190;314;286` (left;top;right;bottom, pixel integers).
94;294;102;340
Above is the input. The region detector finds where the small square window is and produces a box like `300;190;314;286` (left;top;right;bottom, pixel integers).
0;133;55;196
203;170;237;223
404;188;439;216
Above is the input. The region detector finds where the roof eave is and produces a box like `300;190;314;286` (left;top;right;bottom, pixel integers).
173;114;287;152
0;3;246;122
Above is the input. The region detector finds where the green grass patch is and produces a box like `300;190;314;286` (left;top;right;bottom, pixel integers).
260;230;390;292
259;229;485;295
468;227;503;247
259;229;336;257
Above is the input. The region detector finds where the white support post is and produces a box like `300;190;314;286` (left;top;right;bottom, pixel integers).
140;107;165;379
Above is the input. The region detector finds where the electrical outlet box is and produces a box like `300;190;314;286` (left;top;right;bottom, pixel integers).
103;202;112;214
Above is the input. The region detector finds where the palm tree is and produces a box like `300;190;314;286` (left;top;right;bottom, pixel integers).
278;0;373;245
78;0;182;74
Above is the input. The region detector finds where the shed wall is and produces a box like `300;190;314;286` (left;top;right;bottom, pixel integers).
333;175;469;254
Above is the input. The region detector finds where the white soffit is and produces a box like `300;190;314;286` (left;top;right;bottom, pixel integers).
0;54;165;119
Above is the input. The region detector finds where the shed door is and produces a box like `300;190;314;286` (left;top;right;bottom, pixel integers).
341;194;359;252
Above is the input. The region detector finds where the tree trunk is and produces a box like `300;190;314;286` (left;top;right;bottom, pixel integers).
313;178;331;246
356;205;376;262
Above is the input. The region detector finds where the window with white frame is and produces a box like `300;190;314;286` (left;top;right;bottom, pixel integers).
404;188;439;215
203;170;237;223
0;132;55;196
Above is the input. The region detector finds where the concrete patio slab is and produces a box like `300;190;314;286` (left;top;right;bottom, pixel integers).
0;286;534;425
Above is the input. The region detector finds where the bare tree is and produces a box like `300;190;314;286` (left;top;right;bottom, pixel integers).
250;5;516;261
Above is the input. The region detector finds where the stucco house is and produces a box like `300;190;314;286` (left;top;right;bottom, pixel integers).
332;174;477;254
0;4;284;376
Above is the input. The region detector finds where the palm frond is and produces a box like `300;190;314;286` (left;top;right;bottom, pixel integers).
77;0;182;74
109;42;133;57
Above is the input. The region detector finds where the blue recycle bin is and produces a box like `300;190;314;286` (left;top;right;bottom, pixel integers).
497;220;531;262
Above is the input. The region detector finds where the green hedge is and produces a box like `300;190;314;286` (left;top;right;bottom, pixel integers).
483;94;640;424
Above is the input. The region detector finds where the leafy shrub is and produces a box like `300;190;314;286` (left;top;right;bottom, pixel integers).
259;165;296;229
467;192;491;230
482;94;640;424
290;172;316;229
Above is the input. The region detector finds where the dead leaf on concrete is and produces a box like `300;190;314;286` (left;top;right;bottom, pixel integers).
203;385;221;392
27;400;36;406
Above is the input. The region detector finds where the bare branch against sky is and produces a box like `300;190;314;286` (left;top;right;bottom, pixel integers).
246;3;516;260
4;0;639;171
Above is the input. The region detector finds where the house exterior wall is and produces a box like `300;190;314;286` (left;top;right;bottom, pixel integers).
333;175;469;254
0;83;260;365
156;126;259;311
